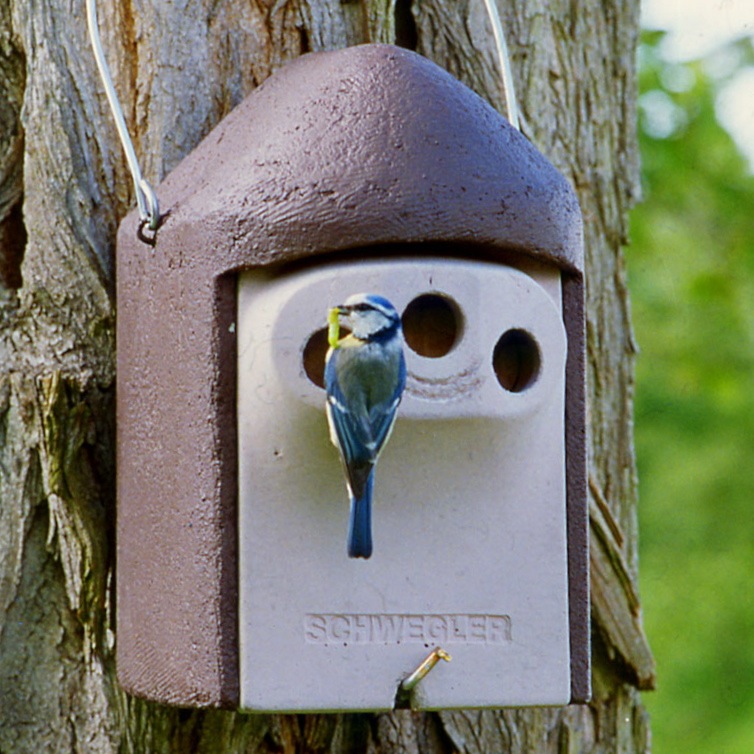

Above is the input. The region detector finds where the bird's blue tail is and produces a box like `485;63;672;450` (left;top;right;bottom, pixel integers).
348;471;374;559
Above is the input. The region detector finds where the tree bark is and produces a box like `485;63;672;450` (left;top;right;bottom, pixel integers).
0;1;653;752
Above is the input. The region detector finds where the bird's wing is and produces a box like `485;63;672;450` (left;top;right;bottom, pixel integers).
368;395;401;457
324;363;375;463
368;353;406;454
325;344;406;465
325;394;375;500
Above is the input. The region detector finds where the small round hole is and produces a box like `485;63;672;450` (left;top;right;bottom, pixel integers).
493;329;540;392
303;326;351;388
402;294;461;358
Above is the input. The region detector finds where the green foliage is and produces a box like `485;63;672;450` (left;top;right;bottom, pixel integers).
630;30;754;754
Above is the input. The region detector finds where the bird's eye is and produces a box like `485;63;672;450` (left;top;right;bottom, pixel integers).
353;303;370;312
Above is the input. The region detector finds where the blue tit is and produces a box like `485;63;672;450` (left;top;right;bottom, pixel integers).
325;293;407;559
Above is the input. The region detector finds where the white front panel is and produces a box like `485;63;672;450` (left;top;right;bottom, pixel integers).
238;258;570;711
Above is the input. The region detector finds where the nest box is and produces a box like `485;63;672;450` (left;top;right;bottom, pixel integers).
116;43;588;710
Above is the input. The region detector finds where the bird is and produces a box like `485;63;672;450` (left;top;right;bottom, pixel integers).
325;293;407;559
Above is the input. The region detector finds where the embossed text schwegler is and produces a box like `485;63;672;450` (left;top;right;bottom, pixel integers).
304;614;512;645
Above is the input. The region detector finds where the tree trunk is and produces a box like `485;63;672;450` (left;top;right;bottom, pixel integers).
0;0;654;752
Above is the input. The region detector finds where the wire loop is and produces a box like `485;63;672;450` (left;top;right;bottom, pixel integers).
86;0;160;239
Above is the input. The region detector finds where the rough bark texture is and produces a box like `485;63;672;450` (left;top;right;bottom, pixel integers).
0;1;653;752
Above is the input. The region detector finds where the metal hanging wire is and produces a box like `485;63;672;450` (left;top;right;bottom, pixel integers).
480;0;520;130
87;0;516;241
86;0;160;237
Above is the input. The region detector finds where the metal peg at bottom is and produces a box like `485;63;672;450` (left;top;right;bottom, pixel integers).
394;647;452;709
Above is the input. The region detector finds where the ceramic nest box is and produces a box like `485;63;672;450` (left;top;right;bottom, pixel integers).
116;43;588;711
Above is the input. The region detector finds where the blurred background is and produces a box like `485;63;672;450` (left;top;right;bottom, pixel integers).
631;1;754;752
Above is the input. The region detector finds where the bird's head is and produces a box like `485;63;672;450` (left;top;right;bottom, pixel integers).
336;293;401;342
